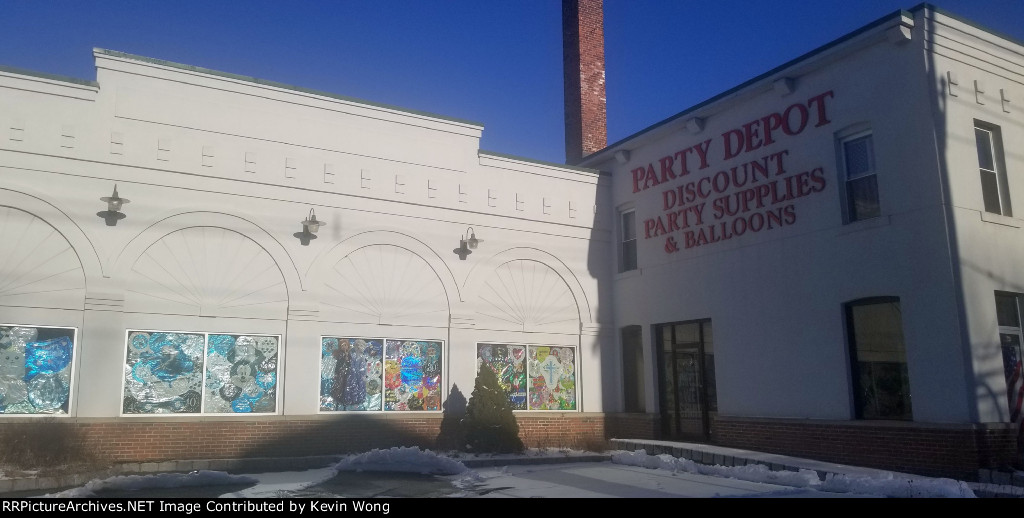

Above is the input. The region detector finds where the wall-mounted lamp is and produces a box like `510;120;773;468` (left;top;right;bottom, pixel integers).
294;208;325;246
454;226;481;260
97;185;128;226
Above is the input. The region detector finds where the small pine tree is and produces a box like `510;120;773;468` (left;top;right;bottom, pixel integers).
464;364;524;453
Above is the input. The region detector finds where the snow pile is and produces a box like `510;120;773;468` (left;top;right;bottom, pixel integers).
820;472;976;498
611;450;819;487
611;450;976;498
333;447;469;475
523;447;600;458
49;470;257;498
452;469;488;492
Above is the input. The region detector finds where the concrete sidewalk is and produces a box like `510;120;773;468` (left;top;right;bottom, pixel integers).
1;439;1020;497
612;438;1024;498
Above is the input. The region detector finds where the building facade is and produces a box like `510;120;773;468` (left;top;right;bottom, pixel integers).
2;3;1024;481
0;48;618;463
578;4;1024;479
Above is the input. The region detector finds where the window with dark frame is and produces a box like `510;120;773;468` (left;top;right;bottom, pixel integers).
619;209;637;272
840;132;880;222
996;292;1024;425
976;121;1012;216
845;297;912;420
621;325;645;413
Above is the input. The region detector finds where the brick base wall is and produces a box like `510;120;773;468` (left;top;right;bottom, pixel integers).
0;413;624;465
713;416;1019;481
4;413;1005;481
604;412;659;440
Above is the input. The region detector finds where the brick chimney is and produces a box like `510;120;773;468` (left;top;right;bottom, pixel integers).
562;0;607;163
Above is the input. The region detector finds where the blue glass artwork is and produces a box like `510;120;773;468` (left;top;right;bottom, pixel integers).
204;334;278;414
24;336;73;380
385;339;442;411
123;332;204;414
125;331;279;414
0;326;75;414
320;337;384;411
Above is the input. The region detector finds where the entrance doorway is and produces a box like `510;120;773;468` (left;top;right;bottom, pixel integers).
655;320;716;441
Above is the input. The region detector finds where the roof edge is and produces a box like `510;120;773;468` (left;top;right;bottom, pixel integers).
576;7;914;167
480;150;601;175
0;64;98;88
915;2;1024;48
93;48;485;129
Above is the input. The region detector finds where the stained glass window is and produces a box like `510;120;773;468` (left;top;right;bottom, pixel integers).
0;325;76;415
528;346;576;410
320;337;384;411
122;330;279;414
205;334;279;414
385;339;442;411
477;343;576;411
320;337;443;412
476;344;527;410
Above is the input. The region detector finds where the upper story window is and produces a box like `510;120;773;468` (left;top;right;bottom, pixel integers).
839;131;880;223
976;121;1011;216
845;297;912;420
619;209;637;273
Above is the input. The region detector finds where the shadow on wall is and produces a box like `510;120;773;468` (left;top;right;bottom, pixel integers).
0;384;617;467
0;418;98;473
435;384;466;451
587;172;618;413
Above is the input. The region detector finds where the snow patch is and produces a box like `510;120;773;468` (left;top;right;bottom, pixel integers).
48;470;257;498
611;449;976;498
333;446;469;475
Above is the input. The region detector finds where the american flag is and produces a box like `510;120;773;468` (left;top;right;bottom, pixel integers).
1002;335;1024;445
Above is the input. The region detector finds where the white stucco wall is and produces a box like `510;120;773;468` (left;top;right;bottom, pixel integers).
0;50;611;418
585;7;1023;425
926;11;1024;423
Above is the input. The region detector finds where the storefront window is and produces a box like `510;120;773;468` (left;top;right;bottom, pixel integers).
320;337;442;412
621;326;645;413
476;343;576;411
845;298;911;420
122;331;280;414
996;292;1024;431
0;325;76;415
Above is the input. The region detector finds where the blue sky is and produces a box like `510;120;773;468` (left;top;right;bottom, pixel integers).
1;1;1022;164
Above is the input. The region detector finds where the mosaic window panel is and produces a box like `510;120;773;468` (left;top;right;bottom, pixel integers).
123;331;280;414
320;337;384;411
527;346;577;410
476;343;527;410
384;339;442;411
0;326;76;415
205;335;279;414
124;331;205;414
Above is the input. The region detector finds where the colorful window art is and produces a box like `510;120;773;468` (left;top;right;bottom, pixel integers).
0;325;76;415
320;338;384;411
320;337;442;412
477;343;576;411
476;343;527;410
122;331;279;414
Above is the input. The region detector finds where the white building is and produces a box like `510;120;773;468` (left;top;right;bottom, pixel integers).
0;47;614;462
1;3;1022;480
577;3;1024;479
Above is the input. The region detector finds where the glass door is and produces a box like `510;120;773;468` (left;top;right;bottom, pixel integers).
656;320;716;441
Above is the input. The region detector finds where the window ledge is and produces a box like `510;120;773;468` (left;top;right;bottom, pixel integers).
615;268;642;281
980;211;1021;228
836;214;892;236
